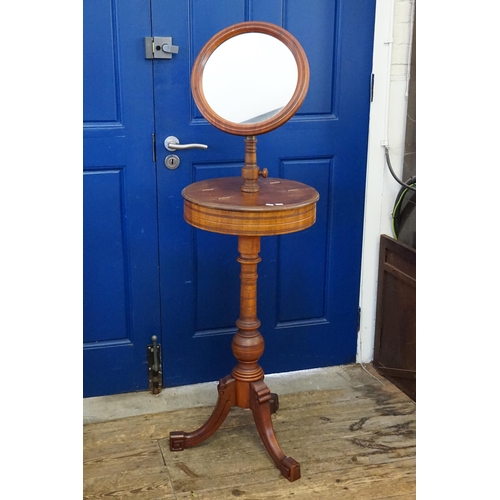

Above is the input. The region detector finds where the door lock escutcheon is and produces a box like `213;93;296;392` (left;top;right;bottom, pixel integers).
165;154;180;170
144;36;179;59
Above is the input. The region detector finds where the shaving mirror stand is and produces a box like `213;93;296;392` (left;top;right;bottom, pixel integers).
168;22;318;482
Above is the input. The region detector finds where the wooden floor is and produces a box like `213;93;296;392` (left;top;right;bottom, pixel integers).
83;365;416;499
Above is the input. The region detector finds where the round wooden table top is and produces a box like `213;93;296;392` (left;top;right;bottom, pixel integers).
182;177;319;236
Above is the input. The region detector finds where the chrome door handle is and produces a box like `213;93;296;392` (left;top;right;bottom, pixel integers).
164;136;208;152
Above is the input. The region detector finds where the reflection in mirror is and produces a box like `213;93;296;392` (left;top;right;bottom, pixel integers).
202;33;298;125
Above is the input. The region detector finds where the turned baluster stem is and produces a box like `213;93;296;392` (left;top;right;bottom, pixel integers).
231;236;265;406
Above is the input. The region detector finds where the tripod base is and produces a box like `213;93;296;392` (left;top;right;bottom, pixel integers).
169;374;300;482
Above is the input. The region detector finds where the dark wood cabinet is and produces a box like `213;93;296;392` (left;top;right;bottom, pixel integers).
373;235;416;401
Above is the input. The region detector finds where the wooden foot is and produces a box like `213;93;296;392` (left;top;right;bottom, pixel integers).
169;375;235;451
250;380;301;481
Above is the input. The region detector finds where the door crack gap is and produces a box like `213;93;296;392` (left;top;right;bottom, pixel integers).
157;439;167;466
157;440;178;499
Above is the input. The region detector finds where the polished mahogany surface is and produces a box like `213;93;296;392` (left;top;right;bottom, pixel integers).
182;177;319;236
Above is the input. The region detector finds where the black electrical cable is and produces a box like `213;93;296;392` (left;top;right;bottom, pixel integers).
384;145;416;192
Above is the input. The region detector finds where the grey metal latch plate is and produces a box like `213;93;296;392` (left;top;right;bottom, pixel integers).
144;36;179;59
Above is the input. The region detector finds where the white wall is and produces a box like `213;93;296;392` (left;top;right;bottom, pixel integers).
358;0;415;363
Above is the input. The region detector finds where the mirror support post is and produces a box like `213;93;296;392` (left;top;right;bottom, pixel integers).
241;136;260;193
241;136;268;193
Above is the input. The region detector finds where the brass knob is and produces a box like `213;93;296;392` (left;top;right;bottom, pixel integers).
259;168;268;178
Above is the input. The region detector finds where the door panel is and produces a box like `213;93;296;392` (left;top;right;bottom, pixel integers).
153;0;376;386
83;170;129;343
83;0;160;397
277;159;330;324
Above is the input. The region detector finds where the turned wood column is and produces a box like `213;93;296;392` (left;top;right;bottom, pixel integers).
241;137;268;193
231;235;265;407
241;136;259;193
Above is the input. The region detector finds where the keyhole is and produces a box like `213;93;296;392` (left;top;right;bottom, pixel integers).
165;155;180;170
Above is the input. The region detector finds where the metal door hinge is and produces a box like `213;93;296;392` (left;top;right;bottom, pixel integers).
357;307;361;332
147;335;162;394
370;74;375;102
144;37;179;59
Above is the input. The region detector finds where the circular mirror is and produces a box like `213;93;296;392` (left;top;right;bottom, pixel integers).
191;21;309;136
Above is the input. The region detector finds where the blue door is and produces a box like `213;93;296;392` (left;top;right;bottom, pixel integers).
153;0;376;386
83;0;160;396
84;0;376;396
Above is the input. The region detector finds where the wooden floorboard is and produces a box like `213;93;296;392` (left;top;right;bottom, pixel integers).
84;365;416;499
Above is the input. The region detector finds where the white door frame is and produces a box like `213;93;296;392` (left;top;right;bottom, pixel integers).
358;0;415;363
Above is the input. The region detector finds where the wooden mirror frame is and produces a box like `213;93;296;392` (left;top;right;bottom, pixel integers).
191;21;310;136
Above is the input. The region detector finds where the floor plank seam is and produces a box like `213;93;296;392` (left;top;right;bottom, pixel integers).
159;440;179;500
157;440;167;467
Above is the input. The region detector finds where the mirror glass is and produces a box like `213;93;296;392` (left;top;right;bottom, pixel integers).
201;33;298;125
